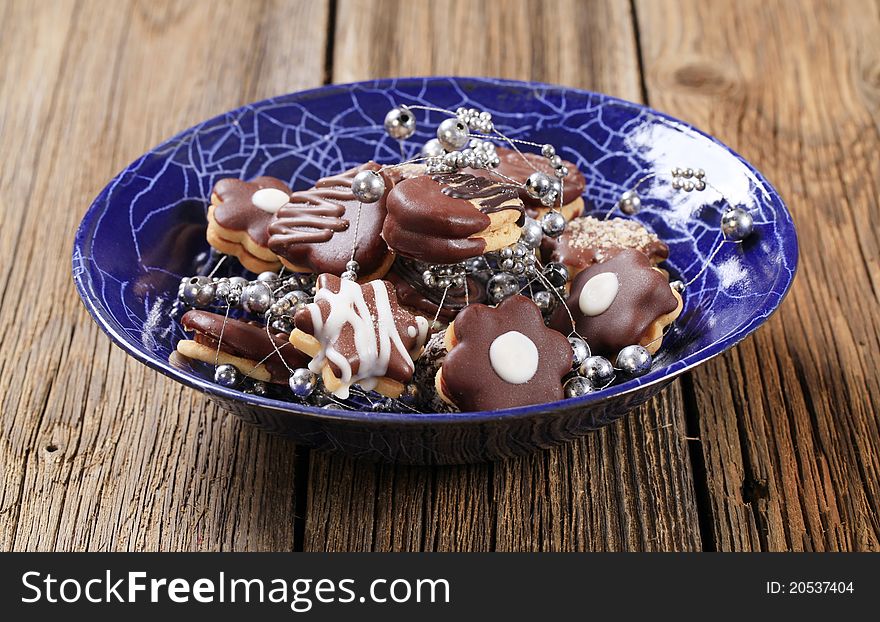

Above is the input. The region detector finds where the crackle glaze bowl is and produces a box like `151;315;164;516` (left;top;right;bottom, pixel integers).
73;77;797;464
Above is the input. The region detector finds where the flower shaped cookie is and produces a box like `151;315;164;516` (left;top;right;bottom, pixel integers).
549;249;682;356
437;295;573;411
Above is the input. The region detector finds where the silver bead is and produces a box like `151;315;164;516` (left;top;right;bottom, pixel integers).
695;168;706;179
671;178;682;190
541;211;566;238
341;270;358;281
487;273;520;304
580;356;615;387
568;337;591;369
289;368;317;398
520;217;543;249
670;280;686;293
721;207;754;240
229;276;249;288
257;270;279;283
548;155;563;168
242;282;273;314
694;179;706;191
250;381;270;397
345;260;360;273
384;106;416;140
523;171;552;199
271;317;294;333
533;289;556;314
214;364;239;387
555;165;569;178
214;280;231;299
526;171;552;196
683;168;694;178
500;258;515;272
421;138;446;158
682;180;695;192
436;117;470;151
564;375;594;398
541;144;556;158
671;166;682;177
616;345;652;377
618;190;641;215
540;190;558;208
443;151;460;169
457;149;475;168
195;282;215;306
543;262;569;287
351;169;386;203
180;276;208;305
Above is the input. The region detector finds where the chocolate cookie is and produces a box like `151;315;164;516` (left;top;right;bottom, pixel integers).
176;310;308;384
549;249;682;356
385;258;487;325
465;146;586;220
289;273;430;399
267;162;395;281
542;215;669;277
207;176;290;273
437;295;573;411
383;172;525;264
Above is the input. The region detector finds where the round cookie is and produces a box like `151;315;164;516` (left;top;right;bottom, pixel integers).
289;273;430;399
549;249;682;357
383;173;525;264
207;177;289;273
437;295;573;411
267;162;395;281
465;146;586;220
384;258;487;325
542;215;669;277
176;310;308;384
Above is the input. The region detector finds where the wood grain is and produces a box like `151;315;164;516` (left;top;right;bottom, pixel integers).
302;0;702;552
0;0;329;551
635;0;880;550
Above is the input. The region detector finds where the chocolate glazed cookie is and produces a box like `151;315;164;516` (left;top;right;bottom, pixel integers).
385;258;487;324
549;249;682;356
465;146;586;219
177;310;308;384
267;162;395;281
438;295;573;411
383;172;525;264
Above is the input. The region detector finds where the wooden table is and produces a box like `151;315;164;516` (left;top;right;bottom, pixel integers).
1;0;877;552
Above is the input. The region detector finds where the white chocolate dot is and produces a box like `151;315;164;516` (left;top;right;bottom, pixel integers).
489;331;539;384
251;188;290;214
407;325;417;338
578;272;619;316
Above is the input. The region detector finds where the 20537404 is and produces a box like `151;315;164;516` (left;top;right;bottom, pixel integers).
766;581;855;595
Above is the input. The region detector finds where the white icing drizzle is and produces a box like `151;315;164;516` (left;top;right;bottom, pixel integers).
488;331;539;384
306;278;427;399
578;272;619;316
251;187;290;214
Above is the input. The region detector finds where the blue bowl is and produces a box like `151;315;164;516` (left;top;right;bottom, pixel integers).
73;77;797;464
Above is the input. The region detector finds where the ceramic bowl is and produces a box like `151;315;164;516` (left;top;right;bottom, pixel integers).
73;77;797;464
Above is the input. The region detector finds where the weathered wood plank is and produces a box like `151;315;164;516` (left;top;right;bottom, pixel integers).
635;0;880;550
304;0;702;552
0;0;329;551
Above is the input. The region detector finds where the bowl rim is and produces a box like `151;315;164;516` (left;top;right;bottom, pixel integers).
72;75;799;426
